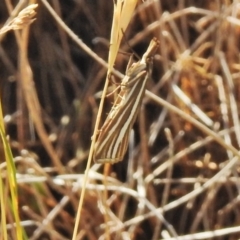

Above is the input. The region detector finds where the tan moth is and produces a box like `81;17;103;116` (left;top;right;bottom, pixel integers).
94;38;159;164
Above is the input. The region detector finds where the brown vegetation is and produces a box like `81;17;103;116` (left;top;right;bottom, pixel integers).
1;0;240;239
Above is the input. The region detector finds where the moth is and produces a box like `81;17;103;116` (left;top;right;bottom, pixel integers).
93;38;159;164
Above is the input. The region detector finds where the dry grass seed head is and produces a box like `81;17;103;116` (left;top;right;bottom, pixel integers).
0;4;38;34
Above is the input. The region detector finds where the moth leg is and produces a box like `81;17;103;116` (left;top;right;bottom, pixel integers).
126;54;135;72
106;85;120;98
121;71;147;89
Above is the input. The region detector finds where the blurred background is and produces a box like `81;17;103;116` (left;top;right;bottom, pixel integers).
1;0;240;239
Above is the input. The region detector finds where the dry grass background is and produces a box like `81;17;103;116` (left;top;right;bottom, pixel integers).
1;0;240;239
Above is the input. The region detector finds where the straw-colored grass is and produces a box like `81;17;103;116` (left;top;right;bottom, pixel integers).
1;1;240;239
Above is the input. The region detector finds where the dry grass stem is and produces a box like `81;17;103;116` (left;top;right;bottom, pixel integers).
1;1;240;239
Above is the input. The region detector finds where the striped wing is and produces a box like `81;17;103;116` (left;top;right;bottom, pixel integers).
93;38;159;164
93;70;148;163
